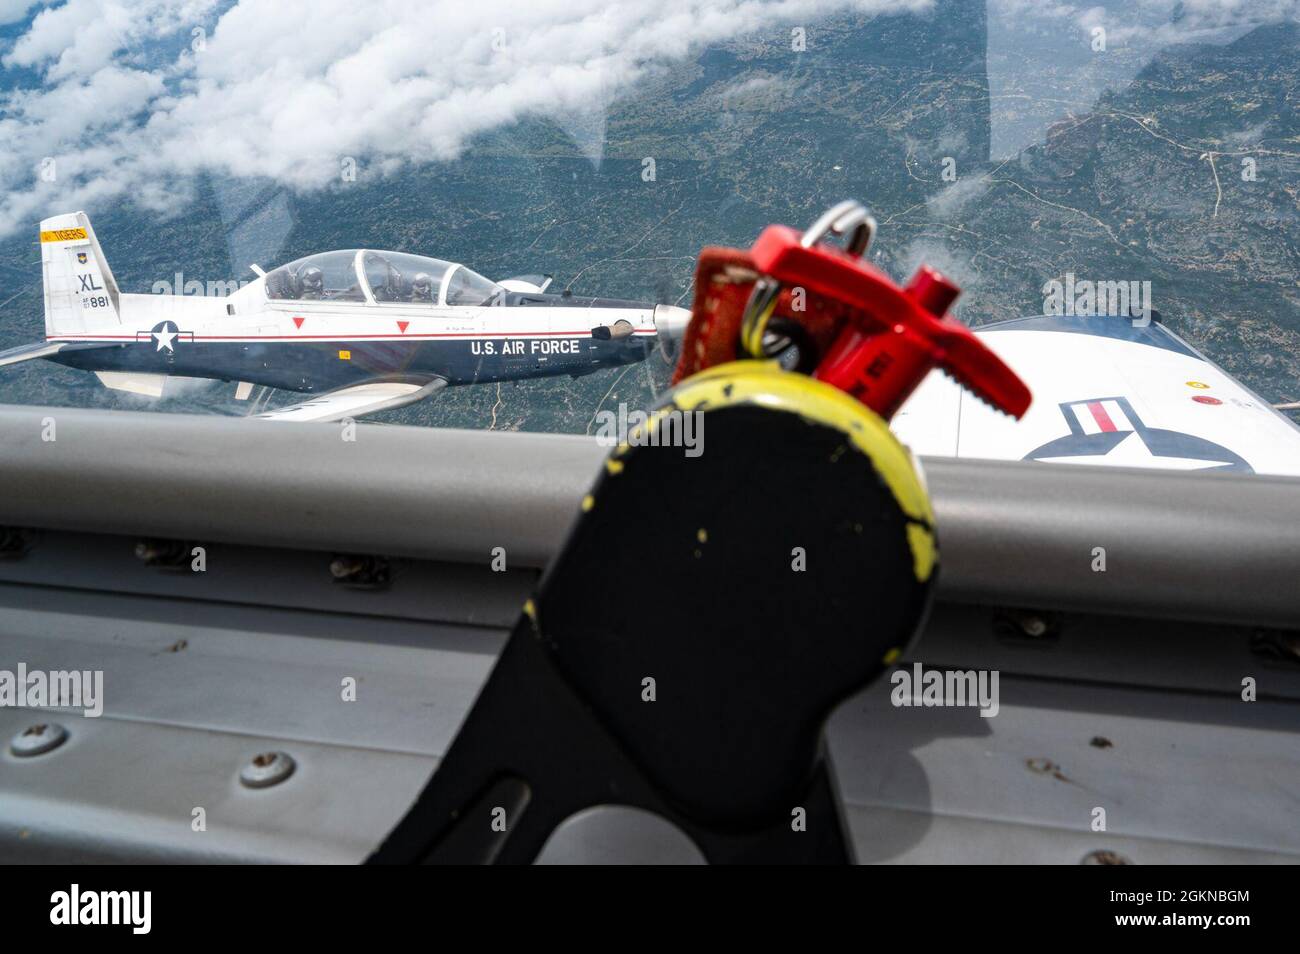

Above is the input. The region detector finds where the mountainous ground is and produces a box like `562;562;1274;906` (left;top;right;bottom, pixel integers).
1;4;1295;431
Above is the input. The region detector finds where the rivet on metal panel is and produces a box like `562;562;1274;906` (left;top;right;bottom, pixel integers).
329;554;392;589
239;751;296;789
10;722;68;757
993;609;1061;641
134;538;196;570
1024;618;1048;637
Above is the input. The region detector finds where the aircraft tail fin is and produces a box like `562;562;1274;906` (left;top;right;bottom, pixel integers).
40;211;121;338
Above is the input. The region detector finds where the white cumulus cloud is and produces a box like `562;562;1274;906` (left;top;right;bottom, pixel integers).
0;0;1293;242
0;0;930;239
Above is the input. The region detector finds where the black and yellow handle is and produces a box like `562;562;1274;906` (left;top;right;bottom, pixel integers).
370;362;937;864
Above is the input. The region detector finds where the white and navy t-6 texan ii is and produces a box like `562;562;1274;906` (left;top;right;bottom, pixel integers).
0;211;692;422
5;210;1300;477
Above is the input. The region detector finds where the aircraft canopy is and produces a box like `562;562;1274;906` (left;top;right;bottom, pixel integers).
263;250;502;306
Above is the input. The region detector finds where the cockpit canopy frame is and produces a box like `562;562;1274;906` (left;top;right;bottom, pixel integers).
263;250;502;307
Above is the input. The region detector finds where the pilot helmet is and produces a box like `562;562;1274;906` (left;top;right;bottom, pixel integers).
299;265;324;294
411;273;433;299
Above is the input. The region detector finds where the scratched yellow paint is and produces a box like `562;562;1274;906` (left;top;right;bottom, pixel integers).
666;361;937;582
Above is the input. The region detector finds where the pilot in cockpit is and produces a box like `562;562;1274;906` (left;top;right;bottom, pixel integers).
410;273;434;303
298;265;325;300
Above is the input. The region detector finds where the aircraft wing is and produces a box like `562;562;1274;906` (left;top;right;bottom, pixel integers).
0;340;119;367
254;378;447;423
893;314;1300;477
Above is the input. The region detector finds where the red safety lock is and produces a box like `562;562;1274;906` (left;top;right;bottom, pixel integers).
674;201;1031;422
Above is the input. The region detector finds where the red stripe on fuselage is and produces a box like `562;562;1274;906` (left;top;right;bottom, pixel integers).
1087;400;1117;432
47;330;655;341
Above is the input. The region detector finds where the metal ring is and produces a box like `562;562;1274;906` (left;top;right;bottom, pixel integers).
800;200;877;258
739;200;877;363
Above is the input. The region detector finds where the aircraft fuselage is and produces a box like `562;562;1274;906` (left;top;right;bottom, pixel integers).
47;288;662;393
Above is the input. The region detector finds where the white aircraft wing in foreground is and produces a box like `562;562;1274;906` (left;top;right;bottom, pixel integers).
894;313;1300;477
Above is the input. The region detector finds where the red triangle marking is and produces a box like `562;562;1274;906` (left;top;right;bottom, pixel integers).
292;316;305;329
397;320;409;333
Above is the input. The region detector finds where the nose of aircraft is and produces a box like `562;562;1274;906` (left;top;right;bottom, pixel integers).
653;304;692;359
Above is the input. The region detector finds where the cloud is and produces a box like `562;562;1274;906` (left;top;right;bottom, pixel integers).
0;0;930;239
713;73;792;105
0;0;40;27
0;0;1294;243
926;172;992;219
